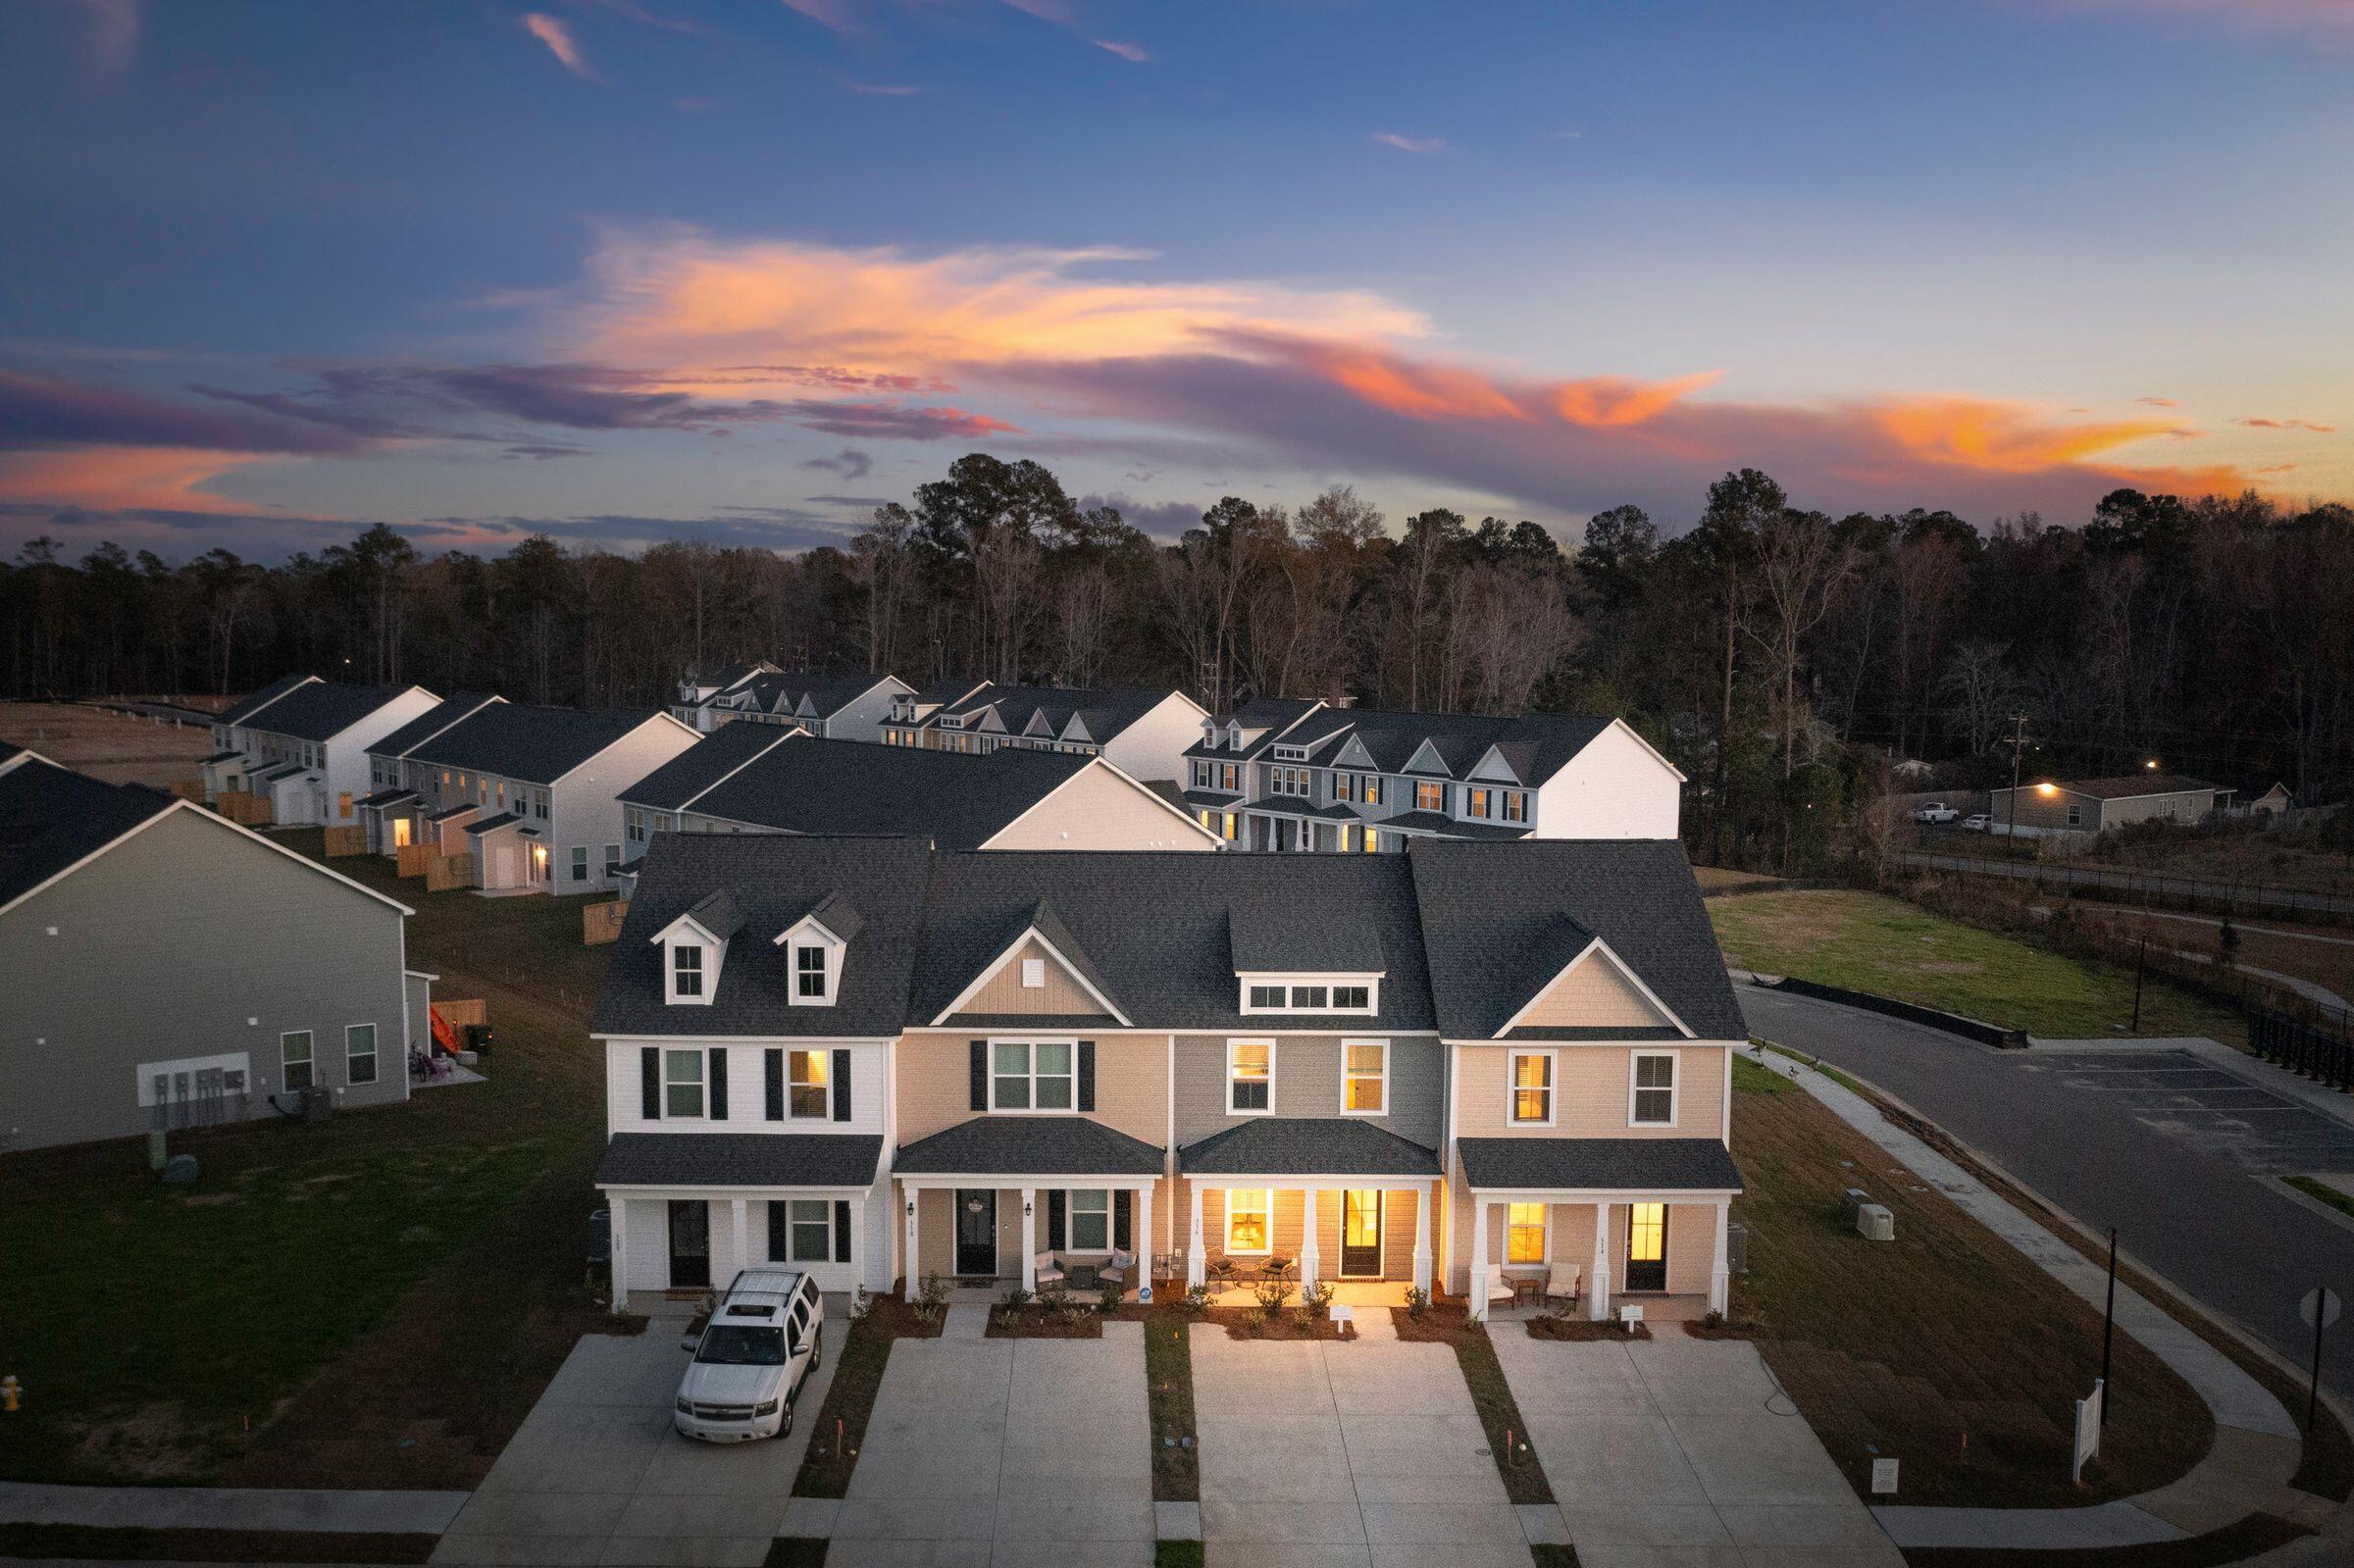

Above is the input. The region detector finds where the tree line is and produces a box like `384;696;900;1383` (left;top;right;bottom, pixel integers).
4;454;2348;873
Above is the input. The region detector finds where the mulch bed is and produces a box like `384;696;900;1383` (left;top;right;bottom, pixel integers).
0;1524;435;1563
987;1303;1107;1338
1206;1305;1348;1340
790;1292;943;1499
1525;1315;1653;1341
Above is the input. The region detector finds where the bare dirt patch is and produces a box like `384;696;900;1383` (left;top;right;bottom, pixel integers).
0;701;212;787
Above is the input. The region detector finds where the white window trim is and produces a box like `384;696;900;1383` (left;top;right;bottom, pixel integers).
666;938;714;1006
1237;974;1380;1016
778;915;845;1007
1505;1200;1551;1268
1021;957;1047;989
989;1037;1081;1114
782;1197;834;1263
1507;1047;1557;1128
1628;1048;1679;1129
664;1046;707;1119
1226;1037;1276;1116
1223;1188;1273;1255
345;1022;379;1087
1063;1187;1113;1255
1340;1037;1389;1117
281;1030;315;1091
788;1048;833;1121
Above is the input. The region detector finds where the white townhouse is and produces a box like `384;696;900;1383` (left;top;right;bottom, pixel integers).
671;665;911;742
1181;698;1683;850
879;683;1206;784
201;676;440;829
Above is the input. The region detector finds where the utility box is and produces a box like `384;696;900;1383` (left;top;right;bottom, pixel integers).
1727;1221;1750;1275
302;1085;333;1124
1857;1203;1895;1241
466;1023;494;1058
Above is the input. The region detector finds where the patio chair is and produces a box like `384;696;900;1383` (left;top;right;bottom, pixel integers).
1483;1264;1513;1312
1033;1251;1065;1288
1546;1259;1581;1306
1099;1249;1135;1289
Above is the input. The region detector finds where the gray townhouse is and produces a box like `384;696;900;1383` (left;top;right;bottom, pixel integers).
617;724;1218;878
878;682;1205;783
590;831;1741;1325
358;700;698;894
1180;698;1684;850
670;663;911;742
200;676;440;829
0;748;429;1153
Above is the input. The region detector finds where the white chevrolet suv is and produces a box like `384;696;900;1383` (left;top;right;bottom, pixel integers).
674;1268;822;1442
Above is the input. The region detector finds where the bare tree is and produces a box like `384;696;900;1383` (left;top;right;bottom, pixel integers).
1744;508;1857;778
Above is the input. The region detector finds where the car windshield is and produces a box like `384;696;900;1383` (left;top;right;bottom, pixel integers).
696;1325;787;1365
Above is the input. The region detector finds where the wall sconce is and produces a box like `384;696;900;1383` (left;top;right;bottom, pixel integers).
904;1198;915;1218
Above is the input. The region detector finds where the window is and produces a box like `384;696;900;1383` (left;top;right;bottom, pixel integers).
1343;1039;1387;1113
1289;984;1328;1010
787;1199;832;1262
1248;984;1285;1009
1225;1189;1271;1253
345;1023;378;1087
1467;786;1491;819
1630;1051;1677;1126
992;1040;1074;1111
535;789;548;819
795;944;827;998
626;808;646;844
1510;1050;1554;1125
1193;761;1212;788
1363;828;1379;853
672;943;704;998
281;1031;314;1091
338;791;353;818
603;843;621;877
570;845;588;883
1241;978;1377;1015
789;1050;830;1118
1333;985;1370;1010
1269;765;1308;797
1507;1202;1548;1265
1333;773;1353;803
1362;776;1382;806
1222;811;1238;841
1503;790;1526;824
1068;1189;1110;1250
1414;780;1444;812
2066;803;2083;827
1021;957;1046;989
1228;1039;1272;1113
664;1049;705;1117
1218;762;1240;792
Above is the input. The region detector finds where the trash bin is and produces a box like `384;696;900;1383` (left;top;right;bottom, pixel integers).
465;1023;494;1059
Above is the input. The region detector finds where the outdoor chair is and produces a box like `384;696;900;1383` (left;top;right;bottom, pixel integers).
1099;1249;1135;1289
1546;1259;1581;1306
1033;1251;1065;1288
1484;1264;1513;1311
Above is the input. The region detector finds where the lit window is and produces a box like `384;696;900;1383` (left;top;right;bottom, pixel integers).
1363;777;1382;806
1363;829;1379;853
1225;1189;1271;1253
993;1041;1074;1111
1219;763;1240;791
1228;1040;1272;1112
664;1049;705;1118
281;1030;314;1091
345;1023;377;1087
1631;1052;1676;1126
1510;1051;1553;1124
1503;790;1526;824
1222;812;1238;841
1068;1189;1110;1250
789;1050;829;1118
1468;787;1490;818
1343;1040;1386;1112
672;943;704;998
1508;1202;1547;1264
1415;781;1444;812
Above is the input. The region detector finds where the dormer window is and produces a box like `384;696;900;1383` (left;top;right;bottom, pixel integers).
1238;976;1379;1015
795;943;827;999
671;942;704;1000
777;897;856;1007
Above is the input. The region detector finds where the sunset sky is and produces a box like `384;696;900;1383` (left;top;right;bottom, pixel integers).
3;0;2349;560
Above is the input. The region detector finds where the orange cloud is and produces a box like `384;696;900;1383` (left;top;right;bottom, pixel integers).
2236;416;2336;433
522;13;592;76
0;447;281;514
1869;399;2191;473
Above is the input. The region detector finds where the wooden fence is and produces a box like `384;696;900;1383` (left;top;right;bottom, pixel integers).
395;842;436;879
425;852;477;892
435;997;487;1031
322;826;367;858
583;898;631;946
215;790;272;827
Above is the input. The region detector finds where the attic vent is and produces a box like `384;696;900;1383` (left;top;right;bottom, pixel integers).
1021;958;1046;989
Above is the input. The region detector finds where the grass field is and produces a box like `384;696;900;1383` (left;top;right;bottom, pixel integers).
1711;887;2244;1039
0;701;212;788
0;831;629;1488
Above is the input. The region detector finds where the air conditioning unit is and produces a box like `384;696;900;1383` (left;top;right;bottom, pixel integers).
1856;1203;1895;1241
302;1085;333;1123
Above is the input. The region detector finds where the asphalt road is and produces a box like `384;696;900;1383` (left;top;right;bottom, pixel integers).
1739;984;2354;1401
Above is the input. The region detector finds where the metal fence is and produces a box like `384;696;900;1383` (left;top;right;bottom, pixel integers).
1900;833;2354;925
2249;1008;2354;1091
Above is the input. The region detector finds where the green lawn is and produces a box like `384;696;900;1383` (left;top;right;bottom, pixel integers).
0;833;623;1487
1711;887;2244;1040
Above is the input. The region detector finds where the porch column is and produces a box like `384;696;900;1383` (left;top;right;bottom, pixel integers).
1468;1198;1491;1321
1188;1181;1206;1287
1710;1200;1730;1315
1298;1189;1320;1294
902;1188;919;1294
731;1198;748;1280
1411;1181;1433;1294
1589;1201;1612;1322
852;1196;868;1293
1136;1183;1154;1301
608;1198;629;1313
1021;1188;1037;1291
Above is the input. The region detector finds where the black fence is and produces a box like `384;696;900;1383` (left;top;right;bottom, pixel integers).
1901;834;2354;928
2250;1008;2354;1091
1765;975;2030;1049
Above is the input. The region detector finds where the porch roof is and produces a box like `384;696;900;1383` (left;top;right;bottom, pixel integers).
895;1115;1163;1178
428;803;478;823
1458;1136;1741;1194
203;748;241;764
1179;1116;1438;1178
595;1131;882;1189
354;788;416;810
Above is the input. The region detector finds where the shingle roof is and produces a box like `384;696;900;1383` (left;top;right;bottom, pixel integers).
675;737;1104;849
1188;700;1618;785
804;889;862;943
0;751;176;908
243;682;424;743
595;1132;882;1189
466;811;524;835
1381;810;1531;840
2022;774;2219;801
1457;1137;1742;1192
688;888;746;941
203;748;241;764
1178;1117;1439;1177
215;674;318;728
620;722;799;811
1407;838;1744;1040
735;671;893;718
1227;898;1385;974
372;692;504;758
354;788;416;809
895;1116;1165;1177
916;683;1191;744
428;803;478;823
405;703;665;784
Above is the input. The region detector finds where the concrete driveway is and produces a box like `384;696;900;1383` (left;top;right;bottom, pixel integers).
1491;1333;1902;1568
1190;1327;1530;1568
822;1322;1154;1568
433;1308;838;1568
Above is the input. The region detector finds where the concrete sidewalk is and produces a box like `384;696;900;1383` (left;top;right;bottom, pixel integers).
0;1480;468;1536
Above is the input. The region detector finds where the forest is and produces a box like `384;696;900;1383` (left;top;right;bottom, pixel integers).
4;454;2349;873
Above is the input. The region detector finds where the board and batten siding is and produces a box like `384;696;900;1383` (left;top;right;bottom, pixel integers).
0;807;411;1152
1172;1034;1443;1153
894;1030;1167;1146
948;939;1113;1018
1453;1042;1726;1141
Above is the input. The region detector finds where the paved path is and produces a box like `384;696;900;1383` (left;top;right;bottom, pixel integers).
1489;1332;1900;1567
1741;984;2354;1402
1190;1325;1528;1568
0;1480;468;1535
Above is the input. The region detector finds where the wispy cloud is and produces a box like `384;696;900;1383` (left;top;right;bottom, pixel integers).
578;0;702;35
2136;395;2180;407
522;13;594;76
847;81;927;95
1372;132;1445;154
1093;38;1150;61
2235;415;2336;432
778;0;859;34
801;447;874;479
72;0;140;69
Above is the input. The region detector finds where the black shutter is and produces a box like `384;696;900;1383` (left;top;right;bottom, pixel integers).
1077;1041;1096;1112
1048;1189;1066;1250
640;1046;661;1120
768;1201;787;1262
969;1040;988;1111
834;1199;852;1262
709;1047;729;1120
833;1048;852;1123
1113;1189;1132;1251
765;1049;784;1122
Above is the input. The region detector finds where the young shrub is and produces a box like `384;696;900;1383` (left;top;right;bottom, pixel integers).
1301;1280;1337;1319
1183;1282;1213;1313
915;1271;948;1325
1403;1286;1430;1320
1253;1277;1293;1320
1001;1286;1032;1311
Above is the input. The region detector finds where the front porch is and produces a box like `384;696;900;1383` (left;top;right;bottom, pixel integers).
1177;1117;1445;1295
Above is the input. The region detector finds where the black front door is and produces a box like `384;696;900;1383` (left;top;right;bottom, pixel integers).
668;1199;710;1289
1624;1202;1667;1292
954;1189;998;1276
1341;1189;1383;1277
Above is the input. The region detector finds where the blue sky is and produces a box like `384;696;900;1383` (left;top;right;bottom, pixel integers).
3;0;2348;560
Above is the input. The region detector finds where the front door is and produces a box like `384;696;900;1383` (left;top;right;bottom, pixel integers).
1341;1189;1383;1277
392;817;412;850
954;1189;998;1277
668;1199;711;1289
1625;1202;1667;1292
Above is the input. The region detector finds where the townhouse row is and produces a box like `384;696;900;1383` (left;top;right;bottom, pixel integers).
592;833;1744;1323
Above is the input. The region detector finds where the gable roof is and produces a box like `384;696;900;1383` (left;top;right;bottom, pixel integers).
666;735;1108;849
404;703;669;784
908;683;1196;744
2015;774;2220;801
935;897;1129;1024
619;721;799;812
0;750;178;909
895;1115;1164;1177
730;671;897;719
371;692;505;758
1184;699;1620;784
215;673;319;728
241;682;427;743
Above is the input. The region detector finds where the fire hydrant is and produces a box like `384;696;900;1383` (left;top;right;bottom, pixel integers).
2;1376;20;1412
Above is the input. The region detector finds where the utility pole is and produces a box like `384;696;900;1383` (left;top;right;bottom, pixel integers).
2005;712;2030;853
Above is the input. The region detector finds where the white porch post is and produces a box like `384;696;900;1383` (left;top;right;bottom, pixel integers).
1710;1200;1730;1315
1136;1183;1154;1300
1411;1181;1434;1294
1188;1181;1206;1287
851;1196;868;1292
730;1198;748;1282
1298;1189;1320;1294
902;1188;919;1293
1021;1188;1038;1290
1589;1201;1612;1322
608;1198;628;1313
1468;1198;1491;1321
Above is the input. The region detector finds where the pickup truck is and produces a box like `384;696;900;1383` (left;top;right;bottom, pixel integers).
674;1267;822;1442
1911;802;1959;825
